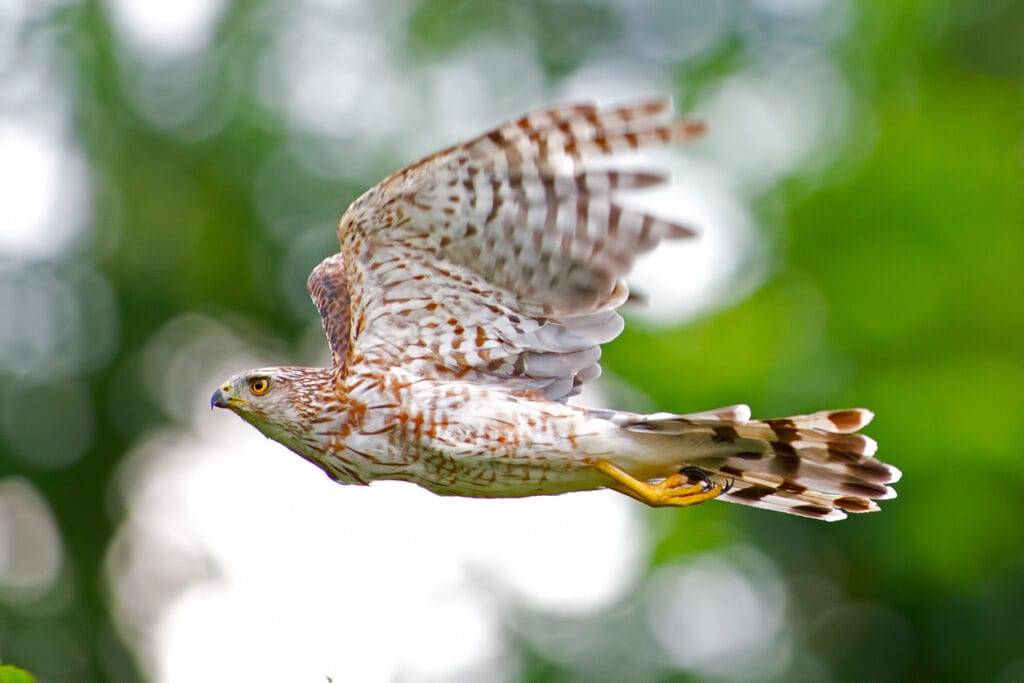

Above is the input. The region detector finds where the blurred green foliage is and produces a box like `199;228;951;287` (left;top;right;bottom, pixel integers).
0;0;1022;681
0;663;35;683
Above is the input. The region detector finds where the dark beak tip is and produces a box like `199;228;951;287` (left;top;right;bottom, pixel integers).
211;388;227;410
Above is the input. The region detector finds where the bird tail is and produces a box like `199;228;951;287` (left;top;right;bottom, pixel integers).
617;405;901;521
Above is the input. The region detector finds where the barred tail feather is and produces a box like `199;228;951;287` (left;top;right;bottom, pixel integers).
622;406;901;521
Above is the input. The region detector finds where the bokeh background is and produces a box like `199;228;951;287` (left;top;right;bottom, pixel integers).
1;0;1023;681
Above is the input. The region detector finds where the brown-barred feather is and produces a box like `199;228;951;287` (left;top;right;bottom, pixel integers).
327;98;708;403
307;254;351;370
617;407;900;521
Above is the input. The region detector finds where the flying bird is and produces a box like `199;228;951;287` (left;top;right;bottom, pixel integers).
211;98;900;520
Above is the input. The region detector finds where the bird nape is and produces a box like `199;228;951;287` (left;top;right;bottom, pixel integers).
211;97;901;521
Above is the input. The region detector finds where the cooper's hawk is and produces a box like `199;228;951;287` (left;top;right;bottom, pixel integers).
211;98;900;520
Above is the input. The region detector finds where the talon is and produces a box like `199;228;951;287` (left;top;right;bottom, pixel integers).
722;477;735;494
592;459;725;509
679;466;713;492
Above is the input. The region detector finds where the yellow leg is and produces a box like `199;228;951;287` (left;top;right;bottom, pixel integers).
593;460;725;508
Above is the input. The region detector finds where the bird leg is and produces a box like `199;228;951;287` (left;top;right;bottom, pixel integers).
593;460;725;508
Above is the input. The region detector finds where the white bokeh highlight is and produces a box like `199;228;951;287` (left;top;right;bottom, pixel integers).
703;60;853;192
646;549;791;680
104;0;227;58
0;119;89;259
0;478;64;602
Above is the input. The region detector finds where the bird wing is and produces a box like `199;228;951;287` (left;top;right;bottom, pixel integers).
309;98;705;400
307;253;351;370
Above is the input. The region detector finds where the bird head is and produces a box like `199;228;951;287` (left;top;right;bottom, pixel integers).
211;366;333;456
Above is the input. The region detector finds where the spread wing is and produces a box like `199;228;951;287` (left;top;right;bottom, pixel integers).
309;98;705;400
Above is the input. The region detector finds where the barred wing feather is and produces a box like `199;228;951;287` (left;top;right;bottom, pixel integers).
310;98;705;400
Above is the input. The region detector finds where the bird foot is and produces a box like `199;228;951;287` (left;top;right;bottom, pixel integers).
593;460;725;508
645;469;725;507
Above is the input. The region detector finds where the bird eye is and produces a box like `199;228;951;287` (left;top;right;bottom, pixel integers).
249;377;270;396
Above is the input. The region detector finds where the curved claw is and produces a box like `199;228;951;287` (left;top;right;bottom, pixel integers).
593;459;726;509
679;466;713;492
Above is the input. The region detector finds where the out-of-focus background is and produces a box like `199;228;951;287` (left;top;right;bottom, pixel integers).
1;0;1022;681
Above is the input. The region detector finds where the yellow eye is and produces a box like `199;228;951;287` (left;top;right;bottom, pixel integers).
249;377;270;396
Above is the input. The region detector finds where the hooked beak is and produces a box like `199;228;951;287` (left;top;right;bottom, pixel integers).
211;386;233;409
